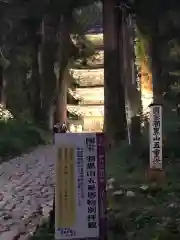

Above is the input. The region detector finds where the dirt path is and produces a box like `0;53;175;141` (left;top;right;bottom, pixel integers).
0;145;55;240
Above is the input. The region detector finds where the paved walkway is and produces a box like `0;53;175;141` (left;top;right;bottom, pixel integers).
0;145;55;239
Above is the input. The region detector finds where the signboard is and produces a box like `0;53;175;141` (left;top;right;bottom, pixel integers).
149;104;162;169
55;133;106;240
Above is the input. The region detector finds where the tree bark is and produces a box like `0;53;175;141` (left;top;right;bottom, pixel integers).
55;13;73;125
103;0;127;146
31;33;42;123
40;14;58;128
0;66;6;106
55;63;68;125
123;16;141;144
150;21;163;104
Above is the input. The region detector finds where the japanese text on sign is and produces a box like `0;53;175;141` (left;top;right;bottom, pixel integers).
76;148;84;206
86;137;97;229
57;228;76;237
56;147;76;237
149;105;162;169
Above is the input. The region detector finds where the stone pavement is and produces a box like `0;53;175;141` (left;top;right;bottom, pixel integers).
0;145;55;240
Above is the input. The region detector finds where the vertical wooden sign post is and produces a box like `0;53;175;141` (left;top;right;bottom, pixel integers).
147;104;165;182
54;133;106;240
149;104;162;169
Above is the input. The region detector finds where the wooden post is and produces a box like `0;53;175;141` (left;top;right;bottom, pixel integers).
146;103;165;183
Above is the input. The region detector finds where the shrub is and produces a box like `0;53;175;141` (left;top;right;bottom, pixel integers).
0;104;13;121
0;119;48;159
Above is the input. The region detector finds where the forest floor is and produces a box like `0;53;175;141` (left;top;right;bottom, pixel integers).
0;145;55;240
107;147;180;240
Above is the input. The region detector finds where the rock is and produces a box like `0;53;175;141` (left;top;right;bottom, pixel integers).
0;224;10;232
5;203;16;211
168;203;178;208
107;178;116;190
0;227;19;240
3;213;13;220
126;191;135;197
106;183;113;190
112;190;124;196
140;185;149;191
107;178;115;185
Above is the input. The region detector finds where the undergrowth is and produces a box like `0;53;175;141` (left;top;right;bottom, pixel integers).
0;119;50;160
29;221;54;240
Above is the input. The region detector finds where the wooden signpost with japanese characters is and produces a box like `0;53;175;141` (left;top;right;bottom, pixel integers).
146;104;165;182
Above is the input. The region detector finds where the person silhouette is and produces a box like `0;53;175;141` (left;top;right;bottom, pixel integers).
53;122;67;133
60;122;67;133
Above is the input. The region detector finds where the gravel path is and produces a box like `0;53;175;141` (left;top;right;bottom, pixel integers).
0;145;55;240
